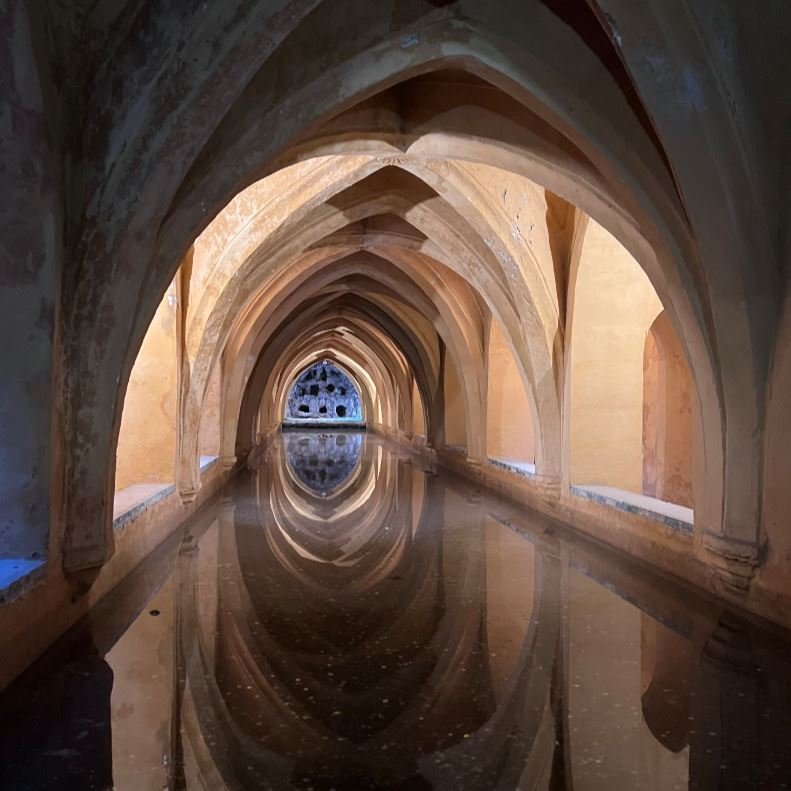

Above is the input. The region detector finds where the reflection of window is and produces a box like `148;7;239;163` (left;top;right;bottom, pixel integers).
284;361;362;421
285;431;363;494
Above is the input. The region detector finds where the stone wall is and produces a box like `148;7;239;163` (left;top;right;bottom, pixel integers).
642;312;694;508
569;222;663;494
486;320;535;463
443;354;467;449
115;284;179;491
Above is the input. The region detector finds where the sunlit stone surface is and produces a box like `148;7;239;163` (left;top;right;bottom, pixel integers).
1;435;790;790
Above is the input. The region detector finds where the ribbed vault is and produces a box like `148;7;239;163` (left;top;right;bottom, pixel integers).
6;1;791;678
109;54;748;597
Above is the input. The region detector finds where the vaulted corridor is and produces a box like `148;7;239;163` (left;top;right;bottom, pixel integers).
2;2;791;788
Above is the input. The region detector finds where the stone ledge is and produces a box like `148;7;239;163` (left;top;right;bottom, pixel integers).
405;439;791;630
488;457;537;478
199;454;219;471
0;458;233;692
571;485;694;534
0;558;47;606
113;483;176;532
281;420;366;430
116;461;218;527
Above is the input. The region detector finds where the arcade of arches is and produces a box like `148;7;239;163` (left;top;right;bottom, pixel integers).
1;0;791;758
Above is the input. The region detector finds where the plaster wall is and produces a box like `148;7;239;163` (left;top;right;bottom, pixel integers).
0;6;58;560
642;313;694;507
443;354;467;449
760;289;791;598
199;363;222;456
115;286;178;491
570;221;662;493
486;320;535;463
411;378;426;438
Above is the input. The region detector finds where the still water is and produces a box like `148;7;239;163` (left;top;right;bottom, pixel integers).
1;432;790;790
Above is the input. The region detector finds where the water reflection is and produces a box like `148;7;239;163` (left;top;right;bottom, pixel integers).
2;434;791;790
284;430;363;495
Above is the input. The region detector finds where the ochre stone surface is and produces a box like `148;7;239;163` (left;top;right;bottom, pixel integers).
115;285;179;491
569;220;662;494
199;362;222;457
486;319;535;463
642;312;694;508
443;353;468;450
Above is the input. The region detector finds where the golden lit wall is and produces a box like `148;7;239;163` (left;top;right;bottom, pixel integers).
486;319;535;462
411;378;426;437
642;312;694;507
199;363;222;457
444;353;467;448
115;285;178;490
569;221;662;493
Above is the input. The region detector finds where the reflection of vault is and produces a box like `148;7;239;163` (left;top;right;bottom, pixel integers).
283;431;363;497
169;449;562;789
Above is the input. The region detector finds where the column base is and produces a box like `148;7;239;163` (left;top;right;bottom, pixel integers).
179;486;199;505
532;474;562;503
702;531;760;596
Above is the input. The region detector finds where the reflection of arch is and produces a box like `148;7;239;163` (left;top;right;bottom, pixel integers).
260;436;423;591
217;457;491;784
419;531;561;788
642;312;695;508
171;441;561;787
283;360;363;423
283;431;363;497
640;613;692;753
